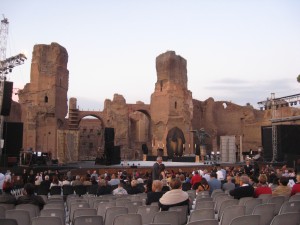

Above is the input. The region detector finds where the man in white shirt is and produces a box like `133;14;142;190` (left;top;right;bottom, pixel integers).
0;171;5;194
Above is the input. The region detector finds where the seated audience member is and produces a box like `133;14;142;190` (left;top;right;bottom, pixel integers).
112;182;128;196
49;175;61;189
146;180;164;205
229;174;254;199
71;175;83;186
83;176;92;186
272;176;291;197
97;179;112;196
208;172;221;195
0;182;16;204
291;173;300;196
196;177;210;194
191;170;202;189
16;183;45;210
254;174;272;197
62;176;71;186
159;177;189;211
180;174;191;191
127;179;143;195
91;176;98;185
40;175;51;190
222;175;235;192
108;173;120;186
161;179;170;192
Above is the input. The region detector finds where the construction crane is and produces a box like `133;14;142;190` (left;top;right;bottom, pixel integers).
258;92;300;162
0;16;27;160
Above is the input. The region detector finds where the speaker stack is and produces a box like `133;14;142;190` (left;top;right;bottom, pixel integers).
1;81;13;116
104;128;120;165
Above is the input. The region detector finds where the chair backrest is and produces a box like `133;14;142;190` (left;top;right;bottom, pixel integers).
0;203;15;210
152;211;179;225
258;194;272;203
62;185;74;196
187;219;218;225
196;197;213;202
279;201;300;214
31;216;63;225
268;196;285;215
69;202;90;222
218;199;239;220
113;213;142;225
238;197;253;206
40;208;65;224
211;189;223;198
252;203;276;225
115;198;131;206
270;212;300;225
43;203;65;210
49;186;62;195
0;218;18;225
189;208;215;222
5;209;31;225
92;199;109;208
0;205;6;218
195;201;214;210
289;194;300;202
124;201;143;213
74;185;87;196
244;198;262;215
220;205;246;225
87;185;98;195
229;215;260;225
15;204;40;219
73;208;97;222
97;201;117;219
104;206;128;225
36;185;49;195
73;215;104;225
168;205;188;225
214;194;231;213
136;205;160;224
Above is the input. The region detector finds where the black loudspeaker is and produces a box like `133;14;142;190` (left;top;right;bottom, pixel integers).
111;146;121;165
261;126;272;161
1;81;13;116
142;143;148;155
195;145;200;156
104;128;115;142
3;122;23;157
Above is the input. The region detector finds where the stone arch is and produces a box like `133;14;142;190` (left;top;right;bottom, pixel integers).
78;114;105;160
166;127;186;158
128;109;151;160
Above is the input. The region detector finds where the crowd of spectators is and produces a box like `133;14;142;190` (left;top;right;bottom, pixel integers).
0;159;299;212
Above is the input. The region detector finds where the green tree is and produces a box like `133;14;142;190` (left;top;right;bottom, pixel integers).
297;74;300;83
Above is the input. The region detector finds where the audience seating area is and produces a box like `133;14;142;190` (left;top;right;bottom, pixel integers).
0;190;300;225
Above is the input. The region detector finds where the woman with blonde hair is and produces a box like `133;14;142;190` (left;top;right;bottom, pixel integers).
254;174;272;197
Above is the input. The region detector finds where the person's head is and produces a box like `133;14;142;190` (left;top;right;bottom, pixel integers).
23;183;35;196
98;179;106;187
152;180;163;192
159;163;165;171
131;179;138;187
240;175;250;185
179;174;185;182
45;175;49;181
169;178;182;190
279;176;289;186
210;172;217;179
296;173;300;182
226;175;232;182
156;156;162;164
258;174;268;185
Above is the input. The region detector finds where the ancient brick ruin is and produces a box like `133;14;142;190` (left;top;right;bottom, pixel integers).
8;42;300;163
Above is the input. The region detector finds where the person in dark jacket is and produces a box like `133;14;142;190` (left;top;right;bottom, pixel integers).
146;180;165;205
16;183;45;210
229;174;254;199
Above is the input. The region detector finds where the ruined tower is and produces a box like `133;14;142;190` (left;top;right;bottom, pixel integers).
150;51;194;157
18;43;69;158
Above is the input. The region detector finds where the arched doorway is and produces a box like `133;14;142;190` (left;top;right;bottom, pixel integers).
166;127;185;158
78;115;104;160
128;110;151;160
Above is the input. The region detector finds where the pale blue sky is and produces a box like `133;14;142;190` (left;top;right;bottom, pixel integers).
3;0;300;110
